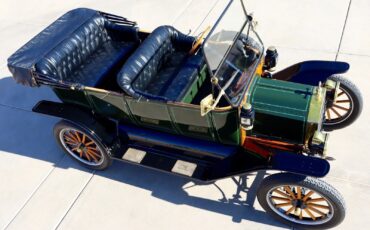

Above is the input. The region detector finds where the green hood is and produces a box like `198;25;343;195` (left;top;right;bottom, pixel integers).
248;77;324;144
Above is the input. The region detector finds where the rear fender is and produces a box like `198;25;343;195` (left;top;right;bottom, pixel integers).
273;61;349;86
32;100;119;148
269;151;330;178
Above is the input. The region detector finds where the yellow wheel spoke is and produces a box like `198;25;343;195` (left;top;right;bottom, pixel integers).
275;202;292;208
86;146;98;151
306;198;326;203
86;150;98;162
299;209;303;220
307;203;330;210
337;91;345;97
86;147;100;156
302;191;314;202
333;104;350;111
307;206;326;217
82;134;86;144
284;186;296;199
297;187;302;199
65;141;78;146
330;107;341;117
85;141;94;147
271;196;291;202
87;149;100;158
304;208;316;220
84;151;91;161
273;189;292;199
336;99;350;103
285;206;295;215
74;131;81;142
64;136;77;143
326;109;331;120
66;133;79;142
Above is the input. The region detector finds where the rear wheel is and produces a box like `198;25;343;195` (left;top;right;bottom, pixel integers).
257;173;346;229
323;75;363;131
54;120;112;170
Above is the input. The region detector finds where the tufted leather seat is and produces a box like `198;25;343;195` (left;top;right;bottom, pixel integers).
117;25;205;101
34;8;139;87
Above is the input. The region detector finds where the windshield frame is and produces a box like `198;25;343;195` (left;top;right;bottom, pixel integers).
202;0;264;107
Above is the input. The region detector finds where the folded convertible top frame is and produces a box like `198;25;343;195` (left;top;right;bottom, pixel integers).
98;11;137;26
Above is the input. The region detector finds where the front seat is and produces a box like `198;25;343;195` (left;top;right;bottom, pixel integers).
117;25;204;101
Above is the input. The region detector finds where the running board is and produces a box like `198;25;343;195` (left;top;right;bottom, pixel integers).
116;146;214;181
113;140;269;182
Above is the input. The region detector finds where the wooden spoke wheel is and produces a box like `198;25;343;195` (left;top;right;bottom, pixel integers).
266;185;334;225
59;128;104;166
323;75;363;131
54;120;111;170
325;87;353;125
257;173;345;229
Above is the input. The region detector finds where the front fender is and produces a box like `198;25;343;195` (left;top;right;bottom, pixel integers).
270;151;330;178
272;60;350;86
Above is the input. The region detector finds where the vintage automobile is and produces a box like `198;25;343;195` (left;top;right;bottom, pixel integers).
7;0;363;229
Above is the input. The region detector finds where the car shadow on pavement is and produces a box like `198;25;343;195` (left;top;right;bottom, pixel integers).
98;160;286;228
0;76;286;229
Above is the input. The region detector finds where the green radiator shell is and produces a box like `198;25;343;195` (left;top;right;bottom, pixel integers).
248;77;315;144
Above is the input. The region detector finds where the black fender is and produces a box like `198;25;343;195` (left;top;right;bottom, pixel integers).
272;60;350;86
32;100;121;155
269;151;330;178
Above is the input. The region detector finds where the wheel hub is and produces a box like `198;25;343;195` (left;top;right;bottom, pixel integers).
292;199;305;209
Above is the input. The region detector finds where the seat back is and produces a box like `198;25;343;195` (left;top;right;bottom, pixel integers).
117;26;194;98
34;9;139;83
35;15;108;81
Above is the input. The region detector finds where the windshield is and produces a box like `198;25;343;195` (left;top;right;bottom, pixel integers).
203;0;263;106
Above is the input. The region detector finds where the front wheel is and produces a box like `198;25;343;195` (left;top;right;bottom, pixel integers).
323;75;363;131
54;120;112;170
257;173;346;229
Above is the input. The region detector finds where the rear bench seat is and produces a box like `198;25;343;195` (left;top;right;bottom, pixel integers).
117;26;205;101
35;8;140;87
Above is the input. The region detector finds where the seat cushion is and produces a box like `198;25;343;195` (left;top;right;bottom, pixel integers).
65;41;136;86
162;54;205;101
141;51;187;96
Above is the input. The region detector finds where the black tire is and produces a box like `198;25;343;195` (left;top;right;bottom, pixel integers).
257;173;346;229
323;75;363;131
53;120;112;170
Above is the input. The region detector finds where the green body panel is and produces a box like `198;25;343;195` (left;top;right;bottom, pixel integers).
248;77;316;144
211;109;240;145
53;88;91;109
85;90;132;122
53;85;240;146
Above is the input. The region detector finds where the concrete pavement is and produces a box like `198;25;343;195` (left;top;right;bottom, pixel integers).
0;0;369;229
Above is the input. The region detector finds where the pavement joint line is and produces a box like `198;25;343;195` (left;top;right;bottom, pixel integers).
0;103;33;113
192;0;220;35
54;171;95;230
3;154;67;230
170;0;195;27
335;0;352;61
337;52;370;58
